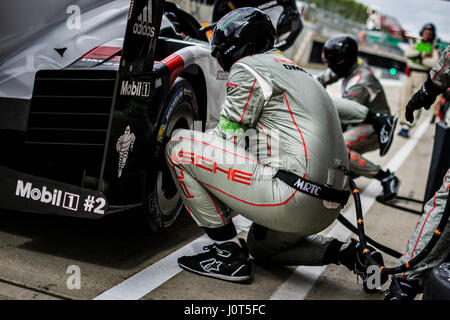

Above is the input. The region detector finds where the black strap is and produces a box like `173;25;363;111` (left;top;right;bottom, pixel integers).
408;66;430;74
275;170;350;206
376;196;423;215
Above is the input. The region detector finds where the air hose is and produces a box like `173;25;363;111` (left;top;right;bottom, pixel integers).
337;214;402;258
342;167;450;276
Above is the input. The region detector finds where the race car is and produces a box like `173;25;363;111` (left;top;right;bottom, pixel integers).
0;0;301;233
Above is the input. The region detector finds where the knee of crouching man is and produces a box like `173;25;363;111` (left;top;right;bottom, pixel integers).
246;224;271;260
165;129;195;165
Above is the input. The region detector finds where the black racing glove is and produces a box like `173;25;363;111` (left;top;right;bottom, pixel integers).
405;75;444;123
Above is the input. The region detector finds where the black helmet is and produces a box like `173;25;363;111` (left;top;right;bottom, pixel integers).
211;7;276;71
420;23;436;40
274;4;303;51
322;35;358;78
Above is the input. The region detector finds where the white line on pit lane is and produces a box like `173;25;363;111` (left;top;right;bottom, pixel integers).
93;215;253;300
94;116;431;300
270;116;431;300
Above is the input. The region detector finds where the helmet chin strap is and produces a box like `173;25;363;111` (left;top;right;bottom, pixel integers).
333;60;358;78
331;65;352;78
224;44;254;71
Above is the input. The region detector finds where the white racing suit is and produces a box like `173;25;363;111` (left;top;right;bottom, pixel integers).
396;47;450;286
166;49;350;265
398;42;441;129
317;59;391;178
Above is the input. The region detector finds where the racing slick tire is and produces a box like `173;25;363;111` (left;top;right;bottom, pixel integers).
423;262;450;300
142;78;199;234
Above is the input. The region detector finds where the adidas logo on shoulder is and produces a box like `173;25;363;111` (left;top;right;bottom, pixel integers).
132;0;156;37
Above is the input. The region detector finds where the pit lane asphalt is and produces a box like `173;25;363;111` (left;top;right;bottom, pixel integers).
0;77;435;300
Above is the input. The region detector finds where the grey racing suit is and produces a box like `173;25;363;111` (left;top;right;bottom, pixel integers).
166;49;350;265
396;46;450;286
318;58;391;177
332;96;370;126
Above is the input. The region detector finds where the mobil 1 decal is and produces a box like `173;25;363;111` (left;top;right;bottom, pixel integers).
114;0;165;108
0;165;107;216
13;180;107;215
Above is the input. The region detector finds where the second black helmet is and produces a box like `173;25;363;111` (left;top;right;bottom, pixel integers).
211;7;276;72
420;23;436;40
322;35;358;78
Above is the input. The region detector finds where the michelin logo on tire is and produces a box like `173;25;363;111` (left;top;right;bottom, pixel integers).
133;1;156;37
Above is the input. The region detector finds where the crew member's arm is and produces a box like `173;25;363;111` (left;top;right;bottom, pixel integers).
332;96;369;126
342;82;370;107
212;62;268;145
404;44;422;60
421;47;440;69
405;47;449;123
316;68;339;88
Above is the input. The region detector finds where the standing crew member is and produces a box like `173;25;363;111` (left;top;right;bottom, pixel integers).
165;8;387;288
318;36;399;202
397;23;441;138
385;46;450;300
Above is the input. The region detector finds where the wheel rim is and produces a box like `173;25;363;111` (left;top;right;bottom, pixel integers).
155;170;180;215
